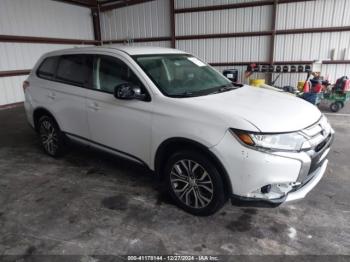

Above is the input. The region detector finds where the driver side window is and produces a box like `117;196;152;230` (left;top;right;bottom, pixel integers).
92;55;143;94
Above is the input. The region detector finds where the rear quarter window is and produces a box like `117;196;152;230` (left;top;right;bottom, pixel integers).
37;56;59;80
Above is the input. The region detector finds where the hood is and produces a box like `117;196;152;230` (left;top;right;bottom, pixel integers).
182;86;322;133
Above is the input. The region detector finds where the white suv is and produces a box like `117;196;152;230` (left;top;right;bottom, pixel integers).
24;46;334;216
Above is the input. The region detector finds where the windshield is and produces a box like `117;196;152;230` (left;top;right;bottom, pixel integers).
133;54;235;97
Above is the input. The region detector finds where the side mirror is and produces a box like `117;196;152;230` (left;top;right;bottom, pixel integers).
114;83;145;100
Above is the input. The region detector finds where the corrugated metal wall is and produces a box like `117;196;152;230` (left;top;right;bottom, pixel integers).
0;43;85;72
276;0;350;30
176;37;270;63
175;5;272;35
175;0;350;87
275;0;350;86
0;0;93;39
100;0;170;41
0;0;94;106
2;0;349;107
174;0;274;85
0;75;27;107
100;0;350;88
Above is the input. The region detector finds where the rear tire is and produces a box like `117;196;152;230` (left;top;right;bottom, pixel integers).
164;150;226;216
38;115;66;157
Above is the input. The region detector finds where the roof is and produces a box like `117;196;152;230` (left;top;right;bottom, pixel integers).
44;45;188;57
104;45;187;55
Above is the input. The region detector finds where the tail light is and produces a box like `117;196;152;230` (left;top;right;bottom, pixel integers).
23;81;29;92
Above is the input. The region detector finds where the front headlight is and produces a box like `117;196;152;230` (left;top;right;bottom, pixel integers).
230;129;307;151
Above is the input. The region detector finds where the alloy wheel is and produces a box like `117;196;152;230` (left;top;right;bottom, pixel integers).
170;159;214;209
39;120;58;155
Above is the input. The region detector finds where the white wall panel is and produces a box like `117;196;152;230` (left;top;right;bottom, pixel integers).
0;43;86;71
274;32;350;61
0;0;93;39
274;0;350;87
175;0;262;9
0;0;94;106
0;75;26;106
177;36;270;63
322;64;350;83
176;5;272;35
100;0;170;41
277;0;350;30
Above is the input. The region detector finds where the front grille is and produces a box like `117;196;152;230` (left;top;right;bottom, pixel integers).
300;116;332;150
315;134;331;152
300;116;333;176
309;154;327;174
307;134;332;175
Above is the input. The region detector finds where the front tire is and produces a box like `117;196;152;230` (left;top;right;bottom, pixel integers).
164;150;226;216
330;102;341;112
38;115;66;157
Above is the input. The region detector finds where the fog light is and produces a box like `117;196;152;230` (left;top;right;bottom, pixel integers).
261;184;272;194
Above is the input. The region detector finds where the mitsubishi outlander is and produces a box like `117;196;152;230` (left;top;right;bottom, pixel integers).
24;46;334;216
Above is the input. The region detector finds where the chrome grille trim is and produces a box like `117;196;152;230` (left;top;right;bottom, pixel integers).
300;115;332;150
296;115;334;182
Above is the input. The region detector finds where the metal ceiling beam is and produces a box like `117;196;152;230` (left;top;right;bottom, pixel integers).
91;7;102;44
175;1;273;14
0;69;31;78
175;31;273;41
269;0;278;65
210;60;350;67
54;0;98;7
174;0;315;13
171;26;350;42
0;35;99;45
267;0;278;83
276;26;350;35
100;0;154;12
170;0;176;48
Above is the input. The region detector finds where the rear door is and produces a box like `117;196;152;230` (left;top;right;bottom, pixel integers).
42;54;92;139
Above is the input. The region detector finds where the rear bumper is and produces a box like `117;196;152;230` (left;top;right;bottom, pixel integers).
24;96;35;128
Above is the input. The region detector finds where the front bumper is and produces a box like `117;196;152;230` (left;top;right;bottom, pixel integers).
211;127;334;205
230;158;328;205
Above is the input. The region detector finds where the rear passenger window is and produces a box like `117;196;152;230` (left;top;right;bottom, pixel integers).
56;55;91;87
37;56;58;80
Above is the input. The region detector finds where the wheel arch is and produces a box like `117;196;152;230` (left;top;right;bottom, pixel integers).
154;137;233;196
33;107;59;132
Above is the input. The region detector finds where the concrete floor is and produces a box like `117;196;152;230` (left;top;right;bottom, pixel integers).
0;104;349;256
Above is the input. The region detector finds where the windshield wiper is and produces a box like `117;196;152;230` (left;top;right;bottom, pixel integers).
169;91;195;98
209;84;236;94
209;83;243;95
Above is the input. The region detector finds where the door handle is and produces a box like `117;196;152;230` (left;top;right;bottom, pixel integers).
48;92;56;100
88;102;100;111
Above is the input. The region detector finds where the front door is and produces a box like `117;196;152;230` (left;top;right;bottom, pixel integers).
85;54;153;165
